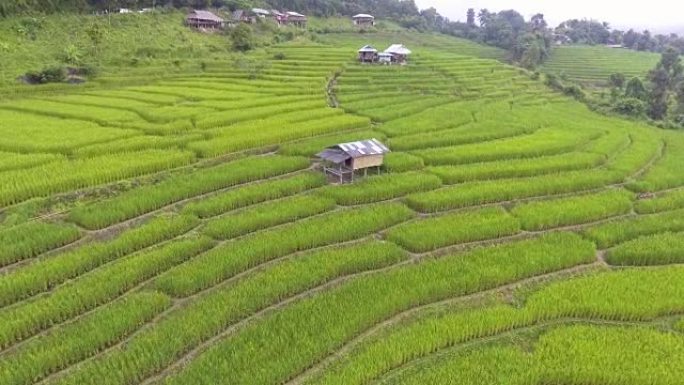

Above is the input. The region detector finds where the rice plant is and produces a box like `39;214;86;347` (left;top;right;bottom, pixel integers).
317;172;442;205
0;214;199;307
182;172;326;219
607;232;684;265
68;155;310;229
0;221;81;267
47;241;408;385
510;189;634;231
0;292;170;385
0;237;213;349
159;232;594;385
153;202;414;297
202;195;337;240
406;169;623;213
582;208;684;248
386;207;521;252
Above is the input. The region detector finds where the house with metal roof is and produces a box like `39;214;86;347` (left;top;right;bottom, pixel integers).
284;11;308;27
317;139;390;183
186;10;224;29
353;14;375;27
358;45;378;63
384;44;412;64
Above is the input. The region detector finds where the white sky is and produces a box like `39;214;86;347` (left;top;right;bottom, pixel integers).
414;0;684;33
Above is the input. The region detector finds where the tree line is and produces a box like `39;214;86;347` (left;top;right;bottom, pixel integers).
605;49;684;126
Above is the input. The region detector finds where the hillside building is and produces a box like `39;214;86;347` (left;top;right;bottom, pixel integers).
358;45;378;63
317;139;390;183
353;14;375;27
284;11;308;27
186;10;224;29
384;44;411;64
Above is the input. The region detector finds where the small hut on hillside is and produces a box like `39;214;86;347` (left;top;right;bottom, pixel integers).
353;14;375;27
284;11;308;27
186;10;224;29
384;44;411;64
232;9;255;24
317;139;390;183
358;45;378;63
252;8;271;18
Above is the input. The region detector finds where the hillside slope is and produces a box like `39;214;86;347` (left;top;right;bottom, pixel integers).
1;18;684;385
544;45;660;87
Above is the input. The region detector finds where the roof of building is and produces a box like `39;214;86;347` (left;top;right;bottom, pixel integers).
358;45;378;53
271;9;285;16
317;139;390;164
353;13;375;19
252;8;270;15
286;11;306;18
385;44;411;55
187;10;224;23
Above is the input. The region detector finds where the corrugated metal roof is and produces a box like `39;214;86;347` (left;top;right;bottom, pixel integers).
358;45;378;53
334;138;390;158
286;11;306;18
252;8;270;15
317;149;350;164
188;10;224;23
385;44;411;55
353;14;374;19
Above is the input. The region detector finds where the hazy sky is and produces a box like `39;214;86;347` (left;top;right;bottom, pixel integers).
414;0;684;33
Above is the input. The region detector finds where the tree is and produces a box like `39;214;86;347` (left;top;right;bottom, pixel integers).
625;77;648;100
230;23;255;52
647;47;683;120
478;9;492;28
530;13;546;31
609;73;626;89
466;8;475;26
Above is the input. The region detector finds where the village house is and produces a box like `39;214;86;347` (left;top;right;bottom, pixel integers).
352;14;375;27
317;139;390;183
284;11;308;27
358;45;378;63
384;44;411;64
232;9;256;24
252;8;271;18
186;10;224;29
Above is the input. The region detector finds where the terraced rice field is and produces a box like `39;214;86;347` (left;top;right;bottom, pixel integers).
1;31;684;385
544;45;660;87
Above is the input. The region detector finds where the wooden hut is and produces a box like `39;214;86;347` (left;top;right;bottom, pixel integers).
252;8;271;18
384;44;411;64
317;139;390;183
358;45;378;63
353;14;375;27
186;10;225;29
232;9;255;24
284;11;308;27
271;10;286;25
